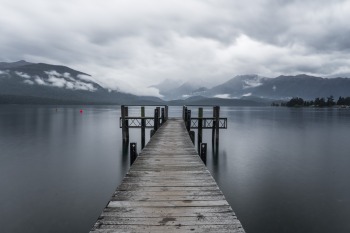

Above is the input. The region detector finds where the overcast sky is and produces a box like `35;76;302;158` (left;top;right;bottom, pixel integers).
1;0;350;96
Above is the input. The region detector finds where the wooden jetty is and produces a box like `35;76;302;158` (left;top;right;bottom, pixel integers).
90;117;245;233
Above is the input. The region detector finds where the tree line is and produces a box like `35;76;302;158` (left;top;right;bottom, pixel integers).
272;96;350;107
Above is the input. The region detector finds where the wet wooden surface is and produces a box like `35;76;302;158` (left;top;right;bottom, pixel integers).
90;118;245;233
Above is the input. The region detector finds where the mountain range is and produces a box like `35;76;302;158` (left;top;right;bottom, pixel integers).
0;61;162;105
1;61;350;105
156;74;350;101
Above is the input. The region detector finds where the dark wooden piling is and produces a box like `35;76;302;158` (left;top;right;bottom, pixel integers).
197;108;203;153
125;107;129;141
211;106;221;146
121;105;129;143
165;105;169;121
130;142;138;166
154;108;159;132
214;106;220;146
186;110;191;132
212;120;216;145
200;143;207;165
161;108;165;125
121;105;125;141
141;106;145;149
156;107;160;120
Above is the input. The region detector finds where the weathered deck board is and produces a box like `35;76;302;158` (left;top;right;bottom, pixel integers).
90;118;245;233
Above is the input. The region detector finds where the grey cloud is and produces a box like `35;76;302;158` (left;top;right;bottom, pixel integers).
44;70;97;91
34;76;46;85
1;0;350;95
23;80;34;85
15;71;31;79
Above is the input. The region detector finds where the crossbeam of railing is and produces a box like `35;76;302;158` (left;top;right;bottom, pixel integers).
190;118;227;129
119;117;160;128
119;117;227;129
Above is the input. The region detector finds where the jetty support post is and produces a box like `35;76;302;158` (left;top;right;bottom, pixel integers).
186;109;191;132
200;143;207;165
197;107;203;153
121;105;125;141
156;107;160;121
121;105;129;143
161;108;165;125
165;105;169;121
155;107;159;131
130;142;138;166
215;106;220;147
184;106;188;122
151;107;159;138
212;106;216;145
141;106;145;149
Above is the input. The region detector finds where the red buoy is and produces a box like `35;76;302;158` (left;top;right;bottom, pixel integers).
80;109;83;113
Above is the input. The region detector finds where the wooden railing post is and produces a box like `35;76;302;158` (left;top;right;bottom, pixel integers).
215;106;220;147
130;142;138;166
156;107;160;121
141;106;145;149
198;107;203;153
121;105;125;141
186;110;191;132
125;106;129;141
121;105;129;143
200;143;207;165
154;108;159;131
212;106;216;145
165;105;169;121
161;108;165;125
184;106;188;122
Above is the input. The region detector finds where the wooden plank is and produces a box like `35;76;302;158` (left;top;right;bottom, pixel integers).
111;195;226;201
92;224;245;233
113;190;223;196
107;200;230;208
101;208;235;218
121;177;215;183
125;171;211;176
102;206;234;215
90;118;245;233
117;185;220;192
96;216;239;226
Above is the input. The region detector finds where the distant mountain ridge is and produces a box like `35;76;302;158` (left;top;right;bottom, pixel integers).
0;60;33;69
150;79;208;100
153;74;350;100
2;60;350;105
213;74;350;100
0;61;162;105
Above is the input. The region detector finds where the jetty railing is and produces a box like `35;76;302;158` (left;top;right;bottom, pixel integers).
120;105;227;164
120;105;168;148
183;105;226;154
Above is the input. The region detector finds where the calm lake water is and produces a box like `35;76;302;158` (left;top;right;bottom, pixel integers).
0;105;349;233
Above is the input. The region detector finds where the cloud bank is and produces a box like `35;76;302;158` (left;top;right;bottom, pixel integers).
11;70;98;91
1;0;350;95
